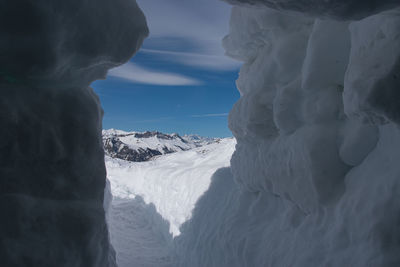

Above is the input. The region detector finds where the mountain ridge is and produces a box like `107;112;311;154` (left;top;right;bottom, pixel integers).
102;129;222;162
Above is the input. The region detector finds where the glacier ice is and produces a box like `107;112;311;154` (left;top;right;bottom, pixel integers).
174;3;400;267
0;0;148;266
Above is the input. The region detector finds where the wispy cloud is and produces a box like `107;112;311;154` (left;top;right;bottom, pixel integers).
108;62;201;86
191;113;229;118
136;0;240;70
137;0;230;45
140;49;241;71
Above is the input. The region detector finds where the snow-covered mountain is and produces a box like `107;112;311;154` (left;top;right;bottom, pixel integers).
102;129;220;162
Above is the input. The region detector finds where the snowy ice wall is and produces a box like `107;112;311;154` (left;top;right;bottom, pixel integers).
175;2;400;266
0;1;147;266
224;0;400;20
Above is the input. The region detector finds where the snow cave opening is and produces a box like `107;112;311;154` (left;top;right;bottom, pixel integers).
2;0;400;267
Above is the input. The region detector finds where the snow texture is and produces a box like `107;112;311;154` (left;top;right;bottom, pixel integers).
105;138;235;266
108;197;175;267
0;1;148;266
223;0;400;20
106;138;235;237
0;0;148;87
174;4;400;267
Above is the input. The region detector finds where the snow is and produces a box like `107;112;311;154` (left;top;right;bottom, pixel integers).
4;0;400;266
102;3;400;266
0;1;148;266
103;129;133;137
108;197;175;267
172;4;400;267
0;0;148;87
344;9;400;124
103;130;220;163
0;83;117;267
103;129;216;153
103;129;217;150
106;138;236;237
118;134;192;153
223;0;399;20
105;137;235;266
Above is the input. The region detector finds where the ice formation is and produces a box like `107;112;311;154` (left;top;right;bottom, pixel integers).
0;1;147;266
174;2;400;266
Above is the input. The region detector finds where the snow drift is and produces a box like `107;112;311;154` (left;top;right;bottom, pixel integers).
0;1;148;266
174;3;400;267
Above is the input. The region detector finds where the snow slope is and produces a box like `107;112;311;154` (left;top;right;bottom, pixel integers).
106;137;235;267
106;137;235;237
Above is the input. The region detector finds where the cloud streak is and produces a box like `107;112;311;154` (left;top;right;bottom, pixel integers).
137;0;230;43
141;49;241;70
191;113;229;118
108;62;201;86
136;0;239;71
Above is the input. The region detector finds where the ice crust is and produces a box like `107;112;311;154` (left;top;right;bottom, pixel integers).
174;4;400;266
0;1;148;266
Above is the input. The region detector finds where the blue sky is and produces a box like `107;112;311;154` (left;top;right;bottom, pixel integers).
92;0;241;137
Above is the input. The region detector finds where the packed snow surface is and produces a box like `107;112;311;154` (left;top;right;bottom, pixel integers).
107;197;175;267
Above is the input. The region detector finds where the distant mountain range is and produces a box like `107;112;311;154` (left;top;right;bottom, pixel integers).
102;129;221;162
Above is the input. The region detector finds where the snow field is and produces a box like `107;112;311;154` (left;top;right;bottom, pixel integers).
106;138;236;236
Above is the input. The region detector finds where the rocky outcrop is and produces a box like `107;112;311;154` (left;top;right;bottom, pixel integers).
103;137;163;162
